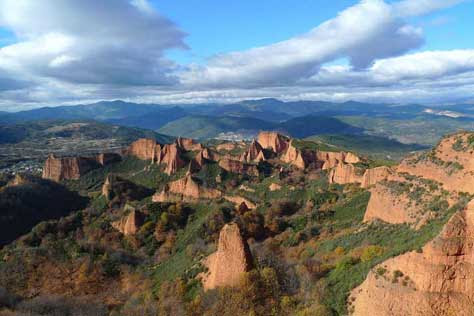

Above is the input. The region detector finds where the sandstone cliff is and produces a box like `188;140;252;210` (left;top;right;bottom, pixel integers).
281;140;308;169
328;163;363;185
240;140;266;163
351;200;474;316
159;143;185;175
397;133;474;194
257;131;289;154
201;223;253;290
42;154;101;182
152;175;222;202
176;137;202;151
360;166;392;188
127;138;161;162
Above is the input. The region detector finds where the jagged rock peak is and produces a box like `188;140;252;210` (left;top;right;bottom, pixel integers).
127;138;161;162
176;137;203;151
240;140;265;163
202;223;253;290
351;200;474;316
42;154;102;182
257;131;290;154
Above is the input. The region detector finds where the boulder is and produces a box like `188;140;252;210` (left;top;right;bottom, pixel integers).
257;131;289;154
201;223;253;290
351;200;474;316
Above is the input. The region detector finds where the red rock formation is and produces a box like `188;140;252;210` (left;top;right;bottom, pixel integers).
159;143;185;175
127;138;161;162
218;158;258;176
257;131;289;154
351;200;474;316
201;223;253;290
281;140;308;169
363;182;417;224
112;209;145;236
316;151;346;170
397;133;474;194
361;166;392;188
42;154;100;182
328;163;363;185
269;183;282;191
176;137;202;151
344;152;360;164
240;140;266;163
152;175;221;202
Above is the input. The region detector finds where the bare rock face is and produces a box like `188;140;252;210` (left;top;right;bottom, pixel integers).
257;131;289;154
281;140;307;169
317;151;346;170
240;140;266;163
42;154;100;182
127;138;161;162
176;137;202;151
363;182;417;224
112;209;145;236
344;152;361;164
328;163;363;185
218;158;258;176
397;132;474;194
351;200;474;316
361;166;393;188
160;143;185;175
152;175;221;202
269;183;282;191
201;223;253;290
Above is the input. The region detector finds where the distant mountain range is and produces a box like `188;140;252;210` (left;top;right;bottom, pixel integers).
3;98;474;145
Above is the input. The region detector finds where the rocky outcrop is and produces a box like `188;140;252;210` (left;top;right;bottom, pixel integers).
281;140;308;169
159;143;185;175
317;151;346;170
218;158;258;176
361;166;392;188
152;175;221;202
127;138;161;162
351;200;474;316
240;140;266;163
257;131;289;154
269;183;282;191
42;154;101;182
328;163;363;185
112;209;145;236
224;196;256;209
363;182;417;224
397;133;474;194
176;137;202;151
201;223;253;290
344;152;360;164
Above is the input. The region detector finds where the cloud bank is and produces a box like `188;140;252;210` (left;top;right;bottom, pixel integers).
0;0;472;109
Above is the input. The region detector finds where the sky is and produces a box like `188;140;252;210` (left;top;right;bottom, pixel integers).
0;0;473;111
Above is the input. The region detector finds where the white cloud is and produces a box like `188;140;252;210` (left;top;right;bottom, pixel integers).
394;0;467;17
0;0;187;85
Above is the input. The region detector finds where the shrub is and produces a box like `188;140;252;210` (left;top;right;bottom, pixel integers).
360;245;384;263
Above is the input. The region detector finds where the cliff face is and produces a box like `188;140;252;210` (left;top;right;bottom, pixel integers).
176;137;202;152
127;138;161;162
361;166;392;188
328;163;363;185
351;200;474;316
257;131;289;154
363;182;417;224
240;140;266;163
152;175;221;202
160;143;185;175
281;140;308;169
42;154;101;182
397;133;474;194
201;223;253;290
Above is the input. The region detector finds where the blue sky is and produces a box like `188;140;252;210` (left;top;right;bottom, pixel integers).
0;0;473;110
